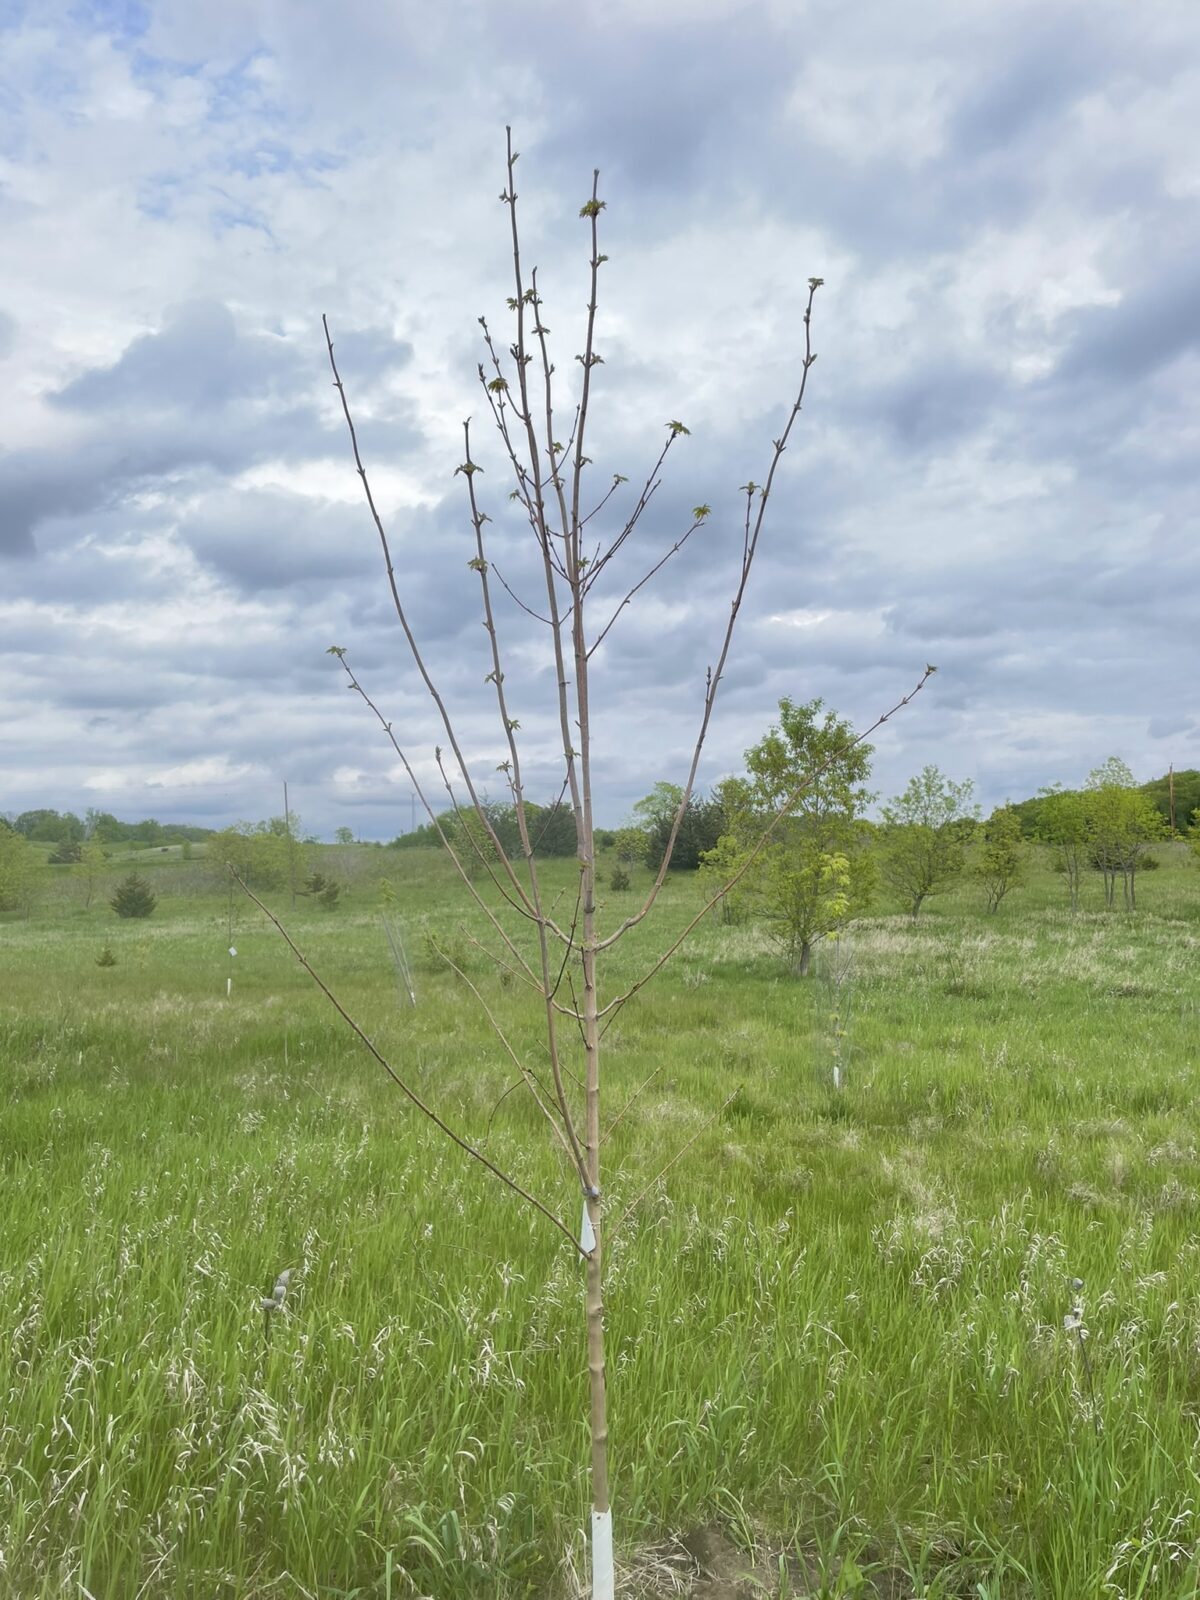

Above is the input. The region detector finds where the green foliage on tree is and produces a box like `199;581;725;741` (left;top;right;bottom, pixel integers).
1036;784;1089;910
110;873;157;919
11;808;85;844
392;797;577;860
1086;758;1166;910
612;826;649;865
700;698;875;975
881;766;979;917
632;782;725;872
76;841;108;911
0;826;37;914
303;871;342;909
1140;769;1200;836
975;804;1028;912
334;827;356;846
47;840;82;864
208;818;301;890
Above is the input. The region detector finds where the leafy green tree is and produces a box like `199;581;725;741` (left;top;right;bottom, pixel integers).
209;820;298;890
630;782;683;835
1140;769;1200;836
1036;784;1089;910
76;841;108;911
634;782;725;872
0;826;37;913
14;808;85;843
612;826;648;865
881;766;979;917
975;804;1027;912
700;699;875;975
303;871;342;909
334;827;356;846
110;873;156;919
1086;758;1165;909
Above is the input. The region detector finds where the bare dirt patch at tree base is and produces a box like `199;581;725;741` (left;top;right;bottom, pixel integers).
620;1524;913;1598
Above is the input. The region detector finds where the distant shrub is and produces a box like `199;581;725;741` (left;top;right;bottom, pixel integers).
110;874;156;919
609;864;630;891
95;946;118;967
48;841;82;864
303;871;342;909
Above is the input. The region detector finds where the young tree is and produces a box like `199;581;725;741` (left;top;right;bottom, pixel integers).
881;766;979;917
975;803;1027;912
1086;758;1165;909
76;840;108;911
611;825;648;865
0;824;37;914
110;872;156;919
232;135;929;1597
631;782;720;871
1037;784;1089;910
334;826;356;846
700;698;875;974
209;819;300;890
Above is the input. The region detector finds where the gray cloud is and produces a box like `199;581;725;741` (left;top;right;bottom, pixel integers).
0;0;1197;838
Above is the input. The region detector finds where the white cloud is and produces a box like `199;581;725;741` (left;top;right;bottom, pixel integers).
1;0;1198;838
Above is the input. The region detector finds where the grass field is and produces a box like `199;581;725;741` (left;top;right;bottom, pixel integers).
3;843;1200;1597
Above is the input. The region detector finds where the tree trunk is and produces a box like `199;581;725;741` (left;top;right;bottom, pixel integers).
795;940;812;977
580;920;611;1596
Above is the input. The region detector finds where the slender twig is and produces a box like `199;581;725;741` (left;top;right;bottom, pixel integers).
231;871;584;1256
600;1064;664;1147
587;515;706;659
323;315;539;919
610;1089;741;1239
490;562;554;626
585;439;674;585
331;651;541;988
431;935;585;1182
597;277;827;941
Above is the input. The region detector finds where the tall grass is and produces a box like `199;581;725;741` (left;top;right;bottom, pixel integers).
1;845;1199;1595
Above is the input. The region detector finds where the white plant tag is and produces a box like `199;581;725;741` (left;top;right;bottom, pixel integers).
580;1197;596;1254
592;1509;614;1599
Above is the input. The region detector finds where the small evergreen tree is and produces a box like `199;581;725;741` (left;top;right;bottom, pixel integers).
110;873;156;919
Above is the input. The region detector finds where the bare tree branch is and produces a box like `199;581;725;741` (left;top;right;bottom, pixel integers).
587;514;706;660
610;1088;742;1239
231;870;584;1256
323;315;540;918
331;650;542;989
600;1064;664;1147
431;935;585;1183
596;278;827;940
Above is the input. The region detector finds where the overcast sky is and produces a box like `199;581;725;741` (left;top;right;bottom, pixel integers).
1;0;1196;838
